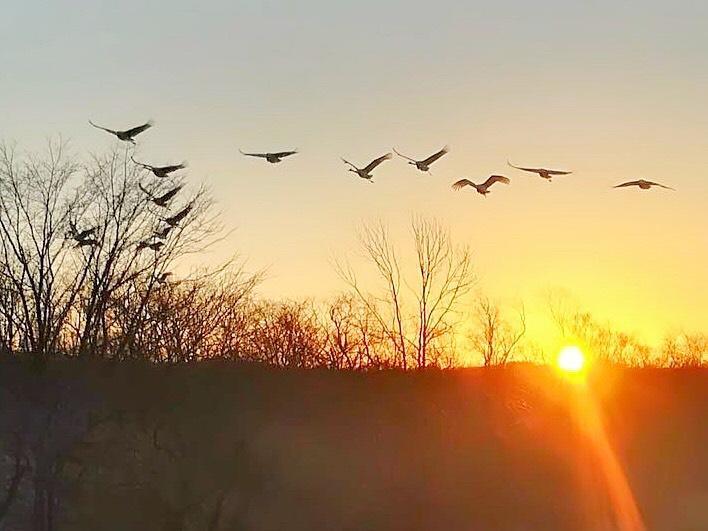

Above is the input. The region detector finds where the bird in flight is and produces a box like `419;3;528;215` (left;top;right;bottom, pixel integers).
137;240;165;252
393;146;449;173
613;179;675;191
162;203;194;227
74;238;99;248
239;149;298;164
139;183;183;207
68;221;97;242
156;272;173;284
452;175;511;196
154;225;174;239
341;153;392;182
131;157;186;178
88;120;153;144
507;161;571;181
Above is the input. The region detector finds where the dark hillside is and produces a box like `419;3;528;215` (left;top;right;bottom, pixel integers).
1;360;706;530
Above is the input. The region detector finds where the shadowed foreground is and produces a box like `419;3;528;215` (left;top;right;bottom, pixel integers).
0;360;706;531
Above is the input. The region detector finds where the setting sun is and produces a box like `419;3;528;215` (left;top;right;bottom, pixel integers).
557;346;586;373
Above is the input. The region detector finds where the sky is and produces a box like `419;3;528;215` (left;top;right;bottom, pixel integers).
2;0;707;349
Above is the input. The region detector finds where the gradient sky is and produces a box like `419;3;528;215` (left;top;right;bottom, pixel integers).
2;0;707;349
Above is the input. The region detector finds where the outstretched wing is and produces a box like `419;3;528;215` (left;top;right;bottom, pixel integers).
545;169;572;176
156;185;183;203
239;149;268;159
159;163;187;173
88;120;116;135
421;146;449;166
123;121;153;138
272;150;298;158
363;153;392;173
613;181;642;188
341;158;358;170
392;148;417;163
452;179;474;190
507;160;542;174
131;156;155;170
483;175;511;188
644;180;675;190
165;203;193;225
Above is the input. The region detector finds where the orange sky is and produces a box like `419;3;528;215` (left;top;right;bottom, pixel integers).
2;1;707;351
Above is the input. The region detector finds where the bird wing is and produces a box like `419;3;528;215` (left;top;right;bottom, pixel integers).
88;120;116;135
421;146;449;166
545;169;572;175
451;179;474;190
507;160;542;173
392;148;417;163
131;156;154;170
77;227;96;239
139;183;154;198
363;153;392;173
156;186;183;203
644;180;675;190
123;121;153;137
483;175;511;188
239;149;268;158
613;181;642;188
166;204;193;224
272;150;298;158
341;158;358;170
158;162;187;173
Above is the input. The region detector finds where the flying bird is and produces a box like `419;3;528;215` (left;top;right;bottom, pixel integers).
88;120;153;144
137;240;165;252
68;221;97;241
139;183;184;207
393;146;449;173
341;153;392;182
239;149;298;164
131;157;186;178
156;272;173;284
162;203;193;227
74;238;99;248
154;225;174;239
452;175;511;196
507;161;571;181
613;179;675;191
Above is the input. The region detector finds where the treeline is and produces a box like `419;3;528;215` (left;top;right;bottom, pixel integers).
0;141;705;369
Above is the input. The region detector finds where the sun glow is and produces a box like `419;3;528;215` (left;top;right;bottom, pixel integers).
557;345;585;373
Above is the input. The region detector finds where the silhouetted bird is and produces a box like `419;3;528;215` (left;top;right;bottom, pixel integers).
137;240;165;252
156;272;173;284
162;203;193;227
341;153;392;182
393;146;449;173
507;161;571;181
613;179;675;191
131;156;186;178
68;221;97;241
74;238;99;248
452;175;511;196
239;149;298;164
154;225;174;239
139;183;183;207
88;120;153;144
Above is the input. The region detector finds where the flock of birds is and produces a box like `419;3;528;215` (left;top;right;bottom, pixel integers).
84;118;677;196
66;118;677;281
67;121;194;270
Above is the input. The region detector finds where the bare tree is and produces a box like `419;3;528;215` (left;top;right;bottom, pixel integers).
661;333;706;368
471;297;527;366
0;141;89;358
337;217;475;369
